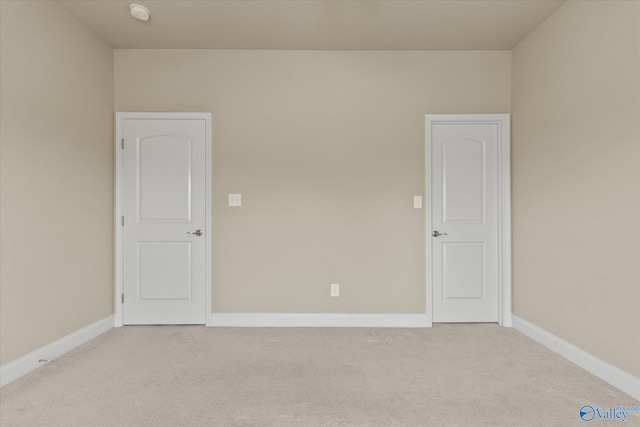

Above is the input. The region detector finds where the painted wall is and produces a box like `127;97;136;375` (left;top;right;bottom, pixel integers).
0;1;114;365
511;1;640;376
115;50;511;314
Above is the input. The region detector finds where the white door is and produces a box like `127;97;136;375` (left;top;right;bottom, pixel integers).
122;117;207;324
427;114;510;323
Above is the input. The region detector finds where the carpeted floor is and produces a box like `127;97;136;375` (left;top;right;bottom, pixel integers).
0;324;637;426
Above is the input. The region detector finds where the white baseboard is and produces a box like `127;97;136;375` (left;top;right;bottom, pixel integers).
210;313;429;328
0;315;114;387
512;315;640;401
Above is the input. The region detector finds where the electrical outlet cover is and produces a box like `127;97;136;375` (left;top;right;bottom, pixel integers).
331;283;340;297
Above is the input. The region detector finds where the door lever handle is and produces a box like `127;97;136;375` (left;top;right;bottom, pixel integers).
187;229;203;237
432;230;448;237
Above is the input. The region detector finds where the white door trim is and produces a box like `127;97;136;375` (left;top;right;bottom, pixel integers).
425;114;511;327
115;112;212;327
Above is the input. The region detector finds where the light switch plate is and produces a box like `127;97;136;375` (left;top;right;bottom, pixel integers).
228;193;241;207
413;196;422;209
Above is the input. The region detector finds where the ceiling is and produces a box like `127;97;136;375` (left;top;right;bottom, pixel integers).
57;0;565;50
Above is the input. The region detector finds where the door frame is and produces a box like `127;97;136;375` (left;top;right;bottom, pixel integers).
425;114;511;327
114;112;212;327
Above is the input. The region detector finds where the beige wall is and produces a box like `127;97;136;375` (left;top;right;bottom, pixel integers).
0;1;114;364
512;1;640;376
115;50;511;313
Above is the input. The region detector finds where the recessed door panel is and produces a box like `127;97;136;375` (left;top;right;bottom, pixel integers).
138;135;192;222
443;243;484;299
443;138;484;224
139;242;192;300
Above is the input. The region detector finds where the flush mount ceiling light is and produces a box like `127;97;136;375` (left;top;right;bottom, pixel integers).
129;4;151;22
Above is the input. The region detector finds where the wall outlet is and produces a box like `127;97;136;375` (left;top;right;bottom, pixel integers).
331;283;340;297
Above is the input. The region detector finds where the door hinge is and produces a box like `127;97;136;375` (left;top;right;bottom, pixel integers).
121;138;124;149
121;216;124;226
121;293;124;304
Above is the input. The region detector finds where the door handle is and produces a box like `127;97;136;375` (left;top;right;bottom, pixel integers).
432;230;448;237
187;229;203;237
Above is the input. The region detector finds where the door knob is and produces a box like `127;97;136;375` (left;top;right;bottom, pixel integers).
432;230;448;237
187;229;203;237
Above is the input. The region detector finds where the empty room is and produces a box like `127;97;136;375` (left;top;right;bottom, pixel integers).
0;0;638;425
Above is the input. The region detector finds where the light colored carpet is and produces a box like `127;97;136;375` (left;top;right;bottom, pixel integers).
0;324;637;426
